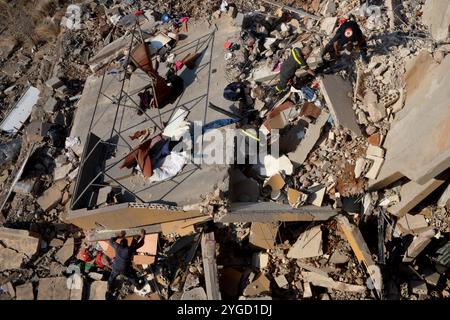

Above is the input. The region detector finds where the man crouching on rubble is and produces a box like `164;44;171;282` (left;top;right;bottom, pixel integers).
274;46;315;94
107;229;146;296
322;14;369;63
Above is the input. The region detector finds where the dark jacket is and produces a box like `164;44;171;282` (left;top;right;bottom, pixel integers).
332;20;366;51
109;236;145;273
276;48;309;92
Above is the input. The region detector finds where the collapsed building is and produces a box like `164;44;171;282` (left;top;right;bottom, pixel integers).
0;0;449;300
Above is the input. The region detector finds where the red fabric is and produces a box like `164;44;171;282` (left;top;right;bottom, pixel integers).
338;18;347;26
80;249;92;262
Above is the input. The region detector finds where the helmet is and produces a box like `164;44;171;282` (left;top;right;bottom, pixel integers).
344;28;353;38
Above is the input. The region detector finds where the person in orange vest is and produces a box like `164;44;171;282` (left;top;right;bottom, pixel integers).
274;46;315;94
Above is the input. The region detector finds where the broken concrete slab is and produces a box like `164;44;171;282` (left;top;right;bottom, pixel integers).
43;97;59;113
25;121;53;143
296;261;330;277
88;281;107;300
403;228;436;263
2;282;15;298
216;202;338;223
397;214;429;235
423;269;441;287
264;173;285;199
15;283;34;300
181;287;207;300
335;214;383;297
67;202;205;230
230;169;260;202
201;232;221;300
367;145;385;158
318;75;361;135
370;52;450;189
309;186;326;207
249;222;278;250
243;273;271;297
437;182;450;207
387;178;445;217
329;251;350;265
320;17;336;35
37;277;83;300
45;77;64;90
288;111;329;165
252;252;269;269
364;155;384;180
0;227;40;257
410;280;428;295
263;155;293;176
55;238;74;264
288;188;308;208
0;248;23;270
252;64;280;83
301;271;365;293
0;86;40;134
422;0;450;42
274;274;288;288
287;225;323;259
53;163;74;181
37;185;63;212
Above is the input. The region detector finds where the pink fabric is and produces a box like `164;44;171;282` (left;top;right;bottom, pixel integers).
175;60;184;71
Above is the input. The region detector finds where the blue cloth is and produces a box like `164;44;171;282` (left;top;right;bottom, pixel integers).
202;118;240;134
301;86;316;101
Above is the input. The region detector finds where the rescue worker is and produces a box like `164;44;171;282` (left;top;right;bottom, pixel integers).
107;229;146;293
274;46;315;94
322;15;368;63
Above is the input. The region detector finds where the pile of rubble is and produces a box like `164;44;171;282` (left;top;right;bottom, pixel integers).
0;0;449;301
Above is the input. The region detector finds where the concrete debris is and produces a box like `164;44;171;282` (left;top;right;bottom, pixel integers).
37;186;63;212
243;273;271;297
263;155;293;176
274;274;288;288
0;227;40;257
301;271;366;293
15;283;34;300
37;277;83;300
287;226;323;259
403;229;436;263
181;287;207;300
88;281;107;300
249;223;278;250
0;248;23;270
287;111;329;165
0;0;448;302
396;214;429;235
0;86;40;134
387;179;445;217
55;238;74;264
319;75;361;135
252;252;269;269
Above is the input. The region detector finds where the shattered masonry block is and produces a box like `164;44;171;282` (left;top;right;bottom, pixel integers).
45;77;64;90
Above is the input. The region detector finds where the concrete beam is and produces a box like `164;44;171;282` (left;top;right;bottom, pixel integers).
335;214;383;298
215;202;338;223
288;111;329;165
318;74;361;136
86;215;212;241
201;232;221;300
66;202;205;229
387;178;446;217
370;52;450;189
